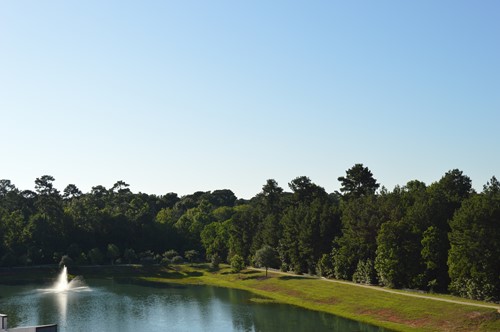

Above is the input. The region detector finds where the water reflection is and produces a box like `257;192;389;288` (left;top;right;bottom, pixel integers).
0;280;388;332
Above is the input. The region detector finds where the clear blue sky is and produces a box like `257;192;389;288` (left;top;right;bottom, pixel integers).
1;1;499;198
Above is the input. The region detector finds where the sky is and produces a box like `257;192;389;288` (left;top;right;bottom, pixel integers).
1;1;499;199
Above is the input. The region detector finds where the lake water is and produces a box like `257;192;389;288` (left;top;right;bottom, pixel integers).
0;279;387;331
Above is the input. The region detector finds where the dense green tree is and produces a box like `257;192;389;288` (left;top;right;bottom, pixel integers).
206;189;237;207
279;197;336;274
175;201;213;251
254;245;279;277
437;169;473;206
338;164;379;198
111;180;131;195
259;179;283;214
483;176;500;195
288;176;326;203
0;180;22;213
230;254;245;274
352;259;376;285
228;205;259;263
1;210;28;257
316;253;334;278
421;225;449;292
63;184;82;200
211;206;236;222
333;195;385;280
0;172;498;303
35;175;59;196
448;186;500;301
253;179;285;249
0;179;16;196
375;220;422;288
200;221;230;260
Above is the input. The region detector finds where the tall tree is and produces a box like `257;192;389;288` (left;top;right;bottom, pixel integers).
254;179;285;249
228;205;259;263
63;184;82;200
448;182;500;301
279;196;338;274
288;176;326;203
254;245;279;277
333;194;387;280
35;175;59;196
375;220;422;288
338;164;379;199
259;179;284;215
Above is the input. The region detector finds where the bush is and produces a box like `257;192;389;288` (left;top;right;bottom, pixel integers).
450;276;498;302
163;250;179;260
332;248;352;280
317;254;334;278
352;259;375;285
231;254;245;274
171;255;184;264
160;257;170;266
184;250;199;264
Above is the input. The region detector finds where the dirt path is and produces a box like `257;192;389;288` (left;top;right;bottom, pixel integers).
249;267;500;312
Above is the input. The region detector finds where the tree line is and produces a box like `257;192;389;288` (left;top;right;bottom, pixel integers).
0;164;499;302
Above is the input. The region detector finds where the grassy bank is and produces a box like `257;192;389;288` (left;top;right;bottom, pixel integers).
1;265;499;331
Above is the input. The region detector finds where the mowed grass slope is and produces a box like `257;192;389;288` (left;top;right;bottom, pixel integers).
2;264;499;332
141;265;500;332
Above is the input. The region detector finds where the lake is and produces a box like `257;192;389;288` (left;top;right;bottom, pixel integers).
0;279;388;331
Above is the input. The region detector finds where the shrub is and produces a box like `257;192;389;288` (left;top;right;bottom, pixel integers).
317;254;334;278
231;254;245;274
163;250;179;260
184;250;199;264
171;255;184;264
352;259;375;285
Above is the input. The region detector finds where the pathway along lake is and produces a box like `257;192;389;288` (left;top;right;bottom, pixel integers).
0;279;388;331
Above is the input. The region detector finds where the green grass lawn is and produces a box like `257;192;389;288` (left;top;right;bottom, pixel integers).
2;264;499;332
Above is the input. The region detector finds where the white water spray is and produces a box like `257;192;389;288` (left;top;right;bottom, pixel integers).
40;265;90;293
54;265;70;291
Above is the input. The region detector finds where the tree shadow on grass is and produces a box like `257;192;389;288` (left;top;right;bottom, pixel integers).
278;276;316;281
190;263;211;270
164;270;202;278
243;275;269;281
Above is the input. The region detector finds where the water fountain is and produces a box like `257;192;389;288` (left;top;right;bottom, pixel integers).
54;266;70;292
47;266;90;293
0;267;86;331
